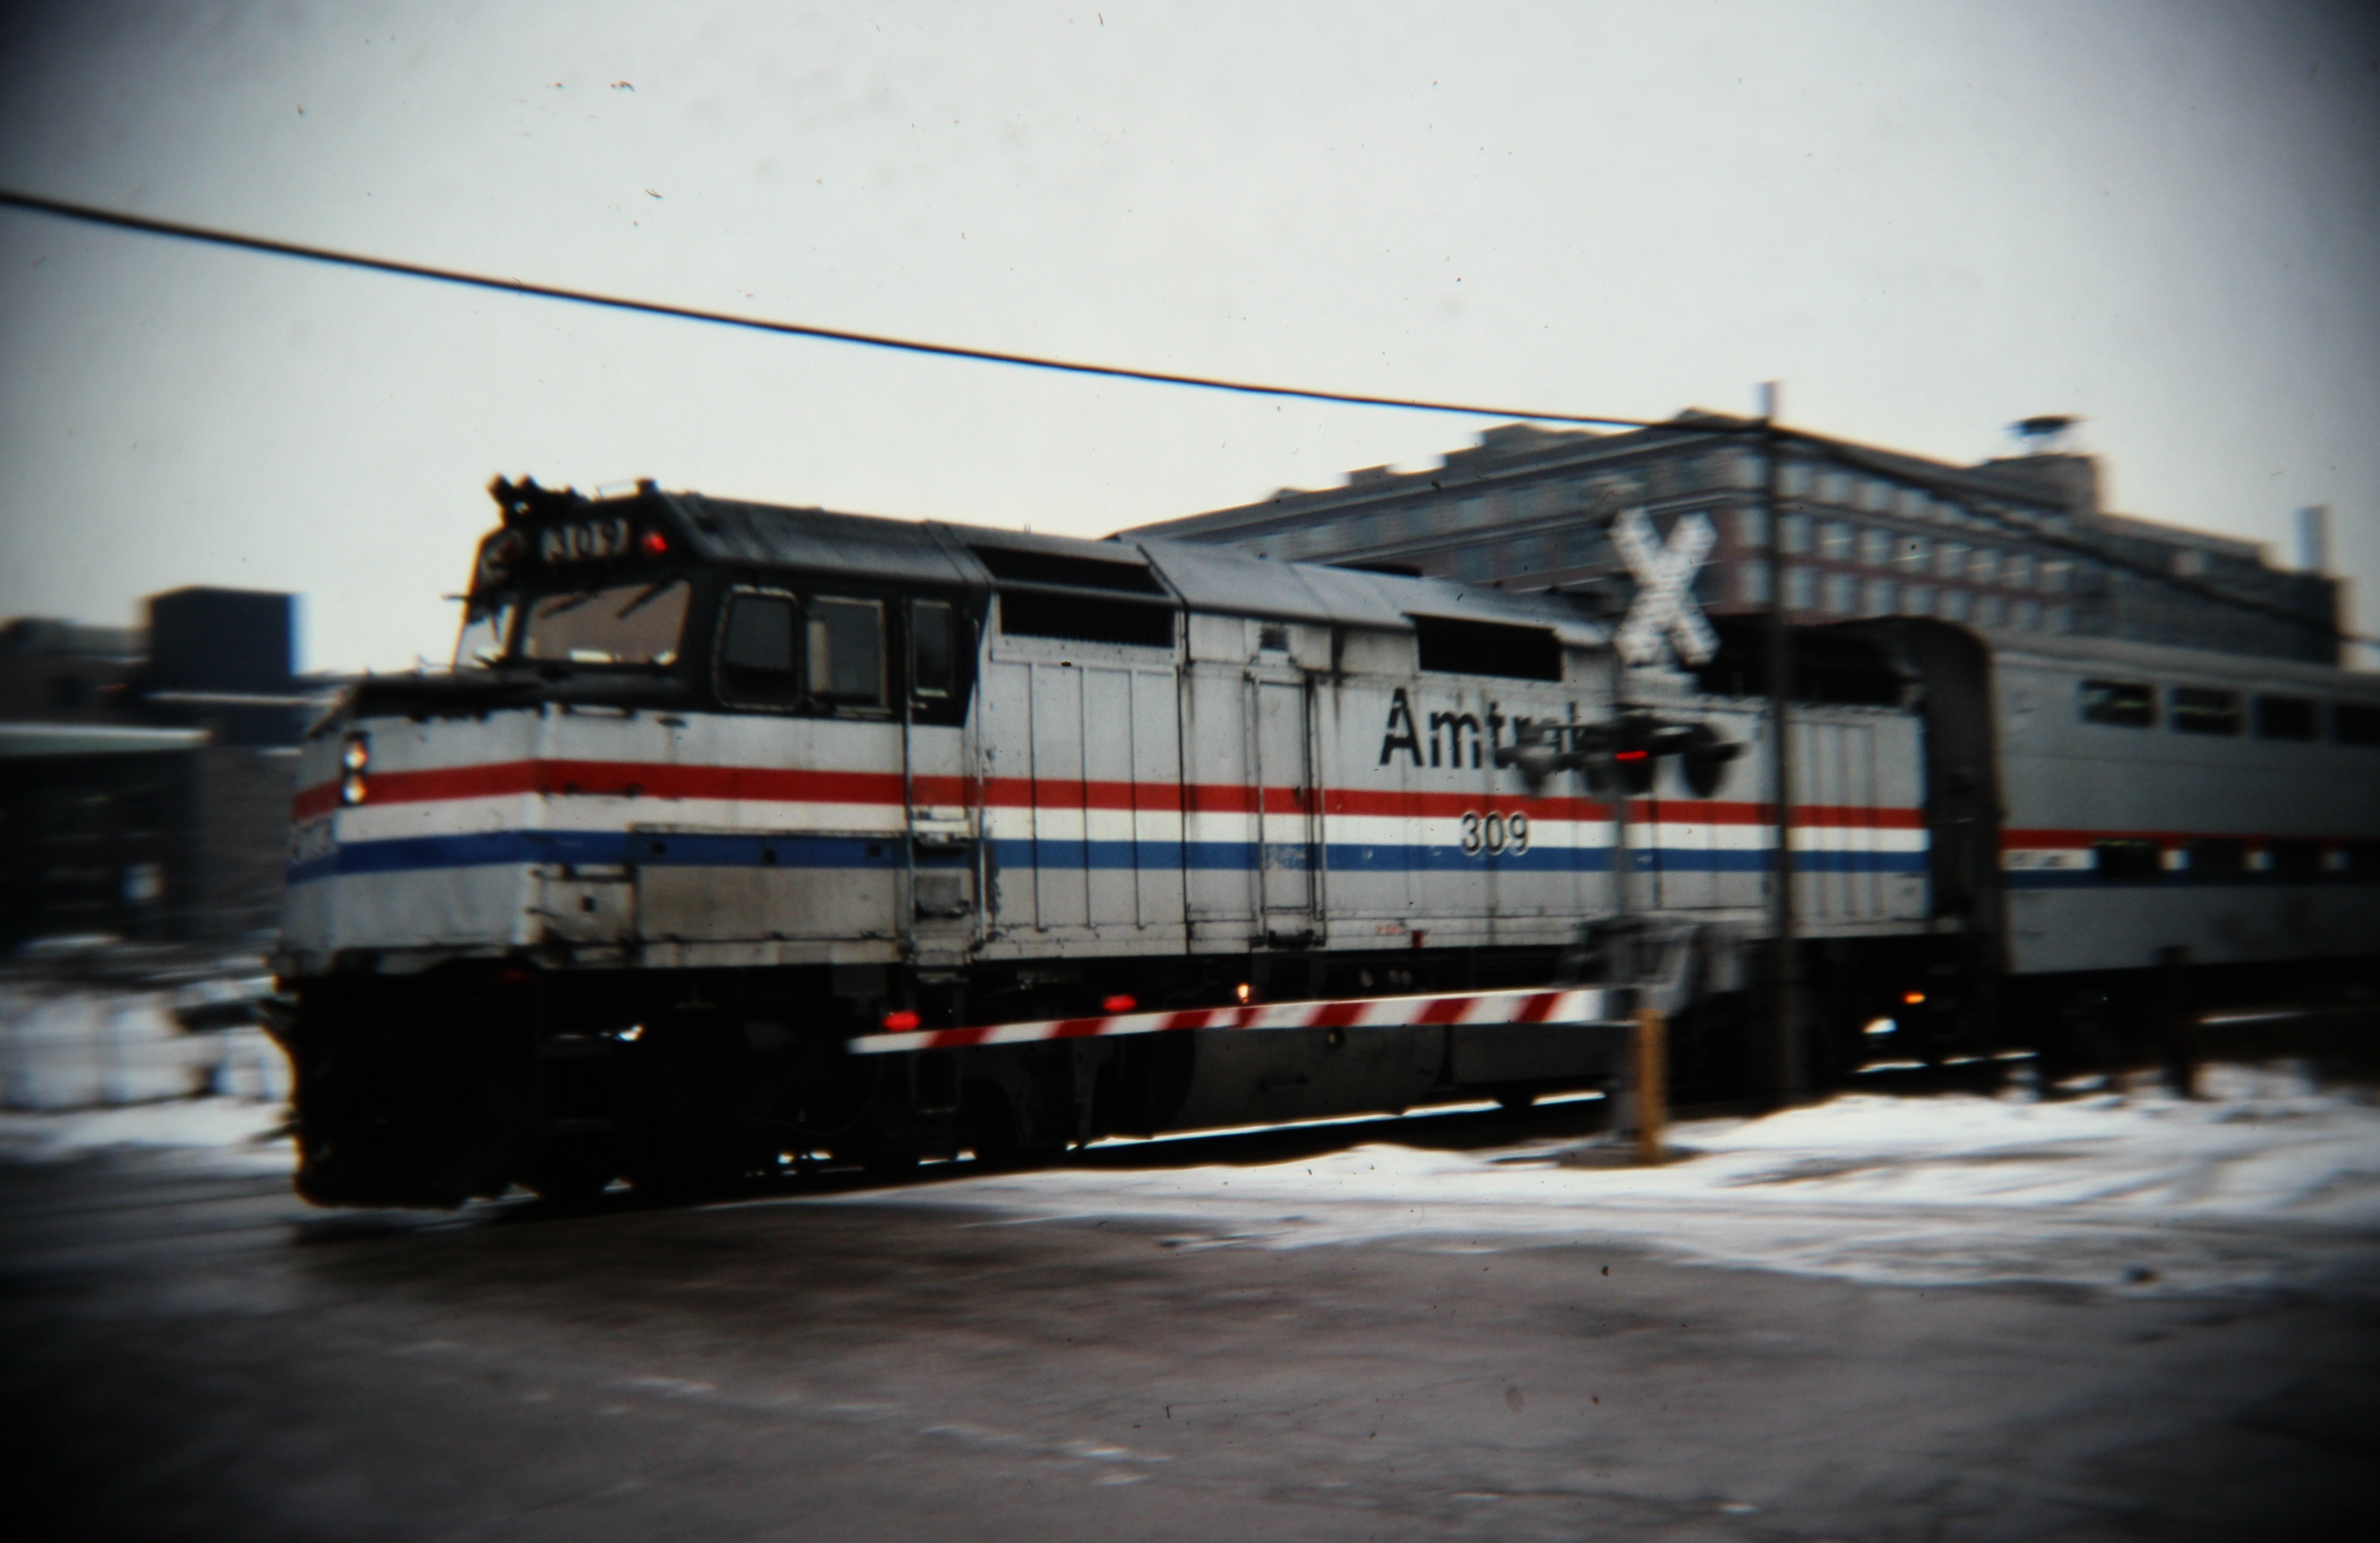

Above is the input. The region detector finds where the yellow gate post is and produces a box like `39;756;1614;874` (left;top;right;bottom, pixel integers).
1634;1007;1668;1164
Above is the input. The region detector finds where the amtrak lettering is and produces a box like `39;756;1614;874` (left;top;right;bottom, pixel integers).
1378;687;1585;771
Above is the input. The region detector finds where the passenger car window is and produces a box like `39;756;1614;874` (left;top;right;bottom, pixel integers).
910;600;957;700
2182;838;2245;880
2254;696;2317;741
2170;687;2242;736
521;581;689;666
716;591;799;705
2091;840;2162;881
2079;680;2155;728
807;597;886;707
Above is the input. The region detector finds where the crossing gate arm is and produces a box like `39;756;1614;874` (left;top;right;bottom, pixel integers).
847;986;1623;1055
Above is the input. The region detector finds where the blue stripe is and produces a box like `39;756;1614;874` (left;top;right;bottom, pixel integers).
289;829;966;884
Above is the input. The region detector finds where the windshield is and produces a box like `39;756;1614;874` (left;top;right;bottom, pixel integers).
454;599;516;669
520;581;691;667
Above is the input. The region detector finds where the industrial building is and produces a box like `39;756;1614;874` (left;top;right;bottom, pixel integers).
1125;415;2345;667
0;589;316;948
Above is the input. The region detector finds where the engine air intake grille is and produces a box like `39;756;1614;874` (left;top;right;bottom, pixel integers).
1412;616;1562;681
971;547;1166;594
999;591;1176;648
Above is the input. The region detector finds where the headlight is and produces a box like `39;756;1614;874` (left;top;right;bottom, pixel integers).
339;733;370;804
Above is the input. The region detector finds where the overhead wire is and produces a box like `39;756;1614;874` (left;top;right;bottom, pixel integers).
1;186;2363;649
0;187;1662;431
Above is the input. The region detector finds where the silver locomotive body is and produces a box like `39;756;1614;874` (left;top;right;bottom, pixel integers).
275;480;1938;1205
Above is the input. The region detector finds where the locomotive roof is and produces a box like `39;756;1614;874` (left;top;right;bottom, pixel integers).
510;481;1607;646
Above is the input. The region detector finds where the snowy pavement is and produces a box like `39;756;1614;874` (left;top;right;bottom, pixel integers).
834;1066;2380;1299
6;1057;2375;1302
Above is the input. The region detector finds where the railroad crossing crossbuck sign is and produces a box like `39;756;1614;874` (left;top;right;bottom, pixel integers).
1612;507;1718;668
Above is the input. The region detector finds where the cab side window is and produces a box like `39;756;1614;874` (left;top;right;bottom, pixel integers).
716;590;800;705
911;600;957;701
808;597;886;708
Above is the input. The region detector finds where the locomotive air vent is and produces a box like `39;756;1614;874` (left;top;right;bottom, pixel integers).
999;591;1177;649
970;547;1166;595
1411;616;1562;682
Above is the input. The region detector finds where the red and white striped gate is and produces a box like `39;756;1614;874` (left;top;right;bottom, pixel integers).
846;985;1617;1056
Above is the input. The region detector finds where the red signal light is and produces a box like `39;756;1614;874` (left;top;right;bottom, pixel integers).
882;1009;921;1031
1102;995;1137;1013
640;529;670;556
1615;750;1649;762
1902;991;1927;1005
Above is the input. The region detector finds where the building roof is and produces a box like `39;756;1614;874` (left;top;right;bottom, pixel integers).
0;723;209;759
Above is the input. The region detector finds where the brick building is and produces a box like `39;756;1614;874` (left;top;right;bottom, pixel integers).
1125;414;2344;666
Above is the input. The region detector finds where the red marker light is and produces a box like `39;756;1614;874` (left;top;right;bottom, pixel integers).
1615;750;1650;761
640;529;670;556
1102;995;1137;1013
882;1009;920;1031
1902;991;1927;1005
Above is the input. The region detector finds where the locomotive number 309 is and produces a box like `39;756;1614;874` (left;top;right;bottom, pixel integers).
1459;810;1530;856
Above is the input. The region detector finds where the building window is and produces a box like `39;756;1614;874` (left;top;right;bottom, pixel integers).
2170;686;2243;736
1784;565;1817;611
2040;560;2070;594
1820;470;1851;506
1783;461;1813;498
1864;578;1897;615
1904;583;1935;616
1936;542;1968;580
1978;594;2007;628
1737;560;1773;605
1970;548;2001;584
1941;588;1973;622
1898;488;1933;520
1780;513;1811;555
1897;533;1931;571
2047;604;2073;634
2014;599;2041;630
1735;505;1769;549
1454;545;1495;581
2172;548;2208;578
1823;571;1857;615
2334;702;2380;747
1858;527;1892;567
1819;521;1854;560
2006;552;2036;589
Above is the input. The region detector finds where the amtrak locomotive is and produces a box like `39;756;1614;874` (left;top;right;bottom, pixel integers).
272;478;2380;1207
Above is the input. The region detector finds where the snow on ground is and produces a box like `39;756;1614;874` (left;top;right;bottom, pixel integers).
0;1095;293;1172
843;1065;2380;1298
0;981;289;1111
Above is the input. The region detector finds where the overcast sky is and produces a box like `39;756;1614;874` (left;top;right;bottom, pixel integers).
2;0;2375;672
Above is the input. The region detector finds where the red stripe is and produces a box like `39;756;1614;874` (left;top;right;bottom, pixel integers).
1048;1016;1111;1040
2003;827;2370;850
1417;996;1473;1025
926;1027;993;1049
1309;1000;1366;1029
1511;991;1560;1024
304;757;1925;827
1161;1009;1217;1033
